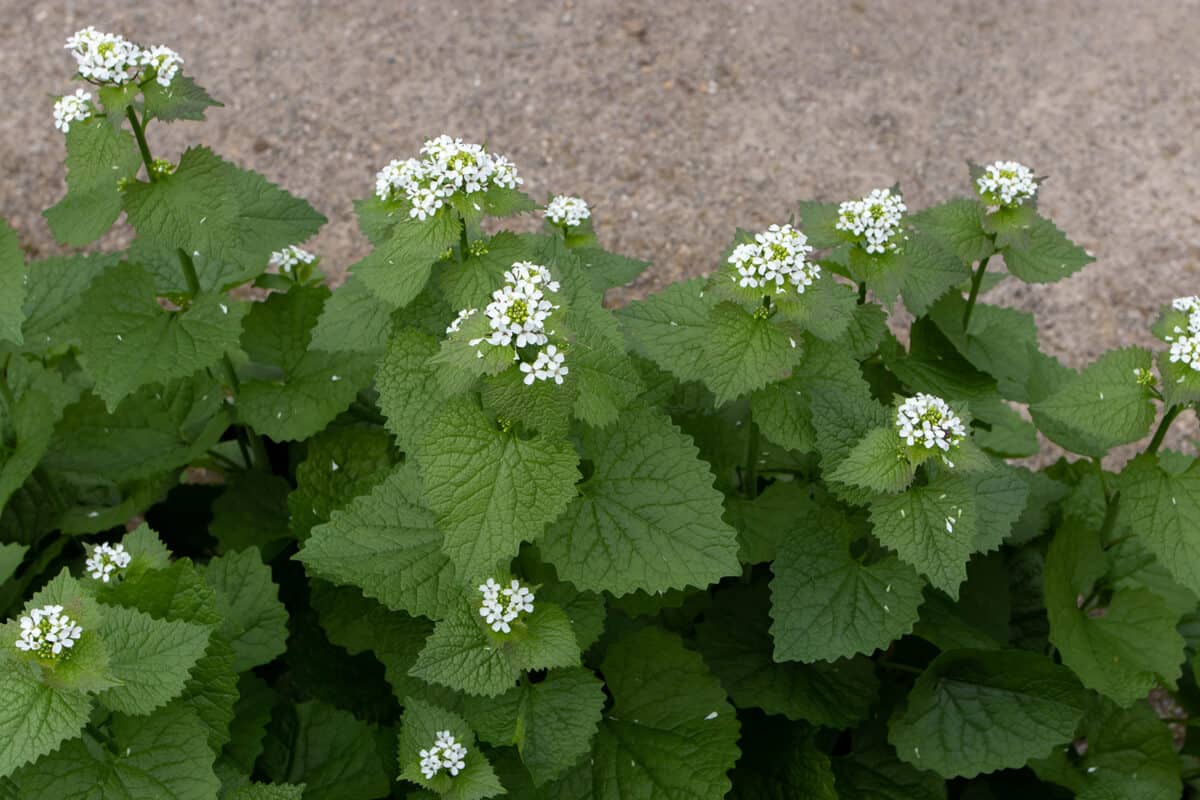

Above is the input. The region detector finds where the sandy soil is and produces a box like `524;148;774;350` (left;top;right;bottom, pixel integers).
2;0;1199;452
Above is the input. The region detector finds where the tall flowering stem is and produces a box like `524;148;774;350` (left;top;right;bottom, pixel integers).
962;255;991;329
125;106;157;183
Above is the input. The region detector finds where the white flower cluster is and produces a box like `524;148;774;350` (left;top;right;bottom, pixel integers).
727;224;818;294
64;28;182;88
545;195;591;228
53;89;92;133
1167;296;1200;372
837;188;907;254
269;245;316;274
478;578;535;634
976;161;1038;207
896;393;967;453
419;730;468;780
85;542;131;583
374;136;523;220
14;605;82;659
458;262;568;386
520;345;568;385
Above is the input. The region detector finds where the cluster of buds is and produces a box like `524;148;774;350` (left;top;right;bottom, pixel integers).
896;393;967;454
976;160;1038;208
545;195;591;228
459;262;569;386
64;27;182;87
837;188;907;254
374;136;522;220
1166;296;1200;372
478;578;535;634
727;224;819;294
419;730;468;780
14;605;82;660
85;542;132;583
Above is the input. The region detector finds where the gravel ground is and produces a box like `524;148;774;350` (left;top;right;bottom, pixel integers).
2;0;1199;452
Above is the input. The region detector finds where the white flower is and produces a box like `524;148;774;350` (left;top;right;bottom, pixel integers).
85;542;132;583
896;393;967;453
446;308;478;335
727;224;818;294
140;45;183;87
545;195;591;227
14;604;83;659
374;136;523;218
837;188;907;254
269;245;316;275
521;345;568;385
976;161;1038;207
64;27;143;85
53;89;92;133
419;730;468;780
1170;334;1200;372
472;263;559;349
478;578;535;634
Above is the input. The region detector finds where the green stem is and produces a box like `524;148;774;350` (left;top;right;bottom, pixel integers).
125;106;157;182
176;249;202;296
0;533;69;618
1148;405;1182;455
458;212;470;261
856;281;867;305
744;416;759;499
962;255;990;328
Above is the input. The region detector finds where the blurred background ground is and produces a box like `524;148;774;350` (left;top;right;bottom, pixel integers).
2;0;1199;451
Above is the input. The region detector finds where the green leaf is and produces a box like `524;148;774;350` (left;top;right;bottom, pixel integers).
95;604;211;715
14;706;220;799
0;221;25;345
913;553;1011;650
770;505;924;662
260;700;391;800
798;200;844;249
300;464;458;620
616;276;715;383
888;648;1087;778
541;406;739;595
1031;347;1156;457
73;261;247;410
1119;453;1200;596
412;398;578;580
410;604;580;697
166;633;239;753
46;372;229;483
101;558;222;627
833;745;947;800
910;198;994;264
899;232;972;317
1045;520;1184;706
571;627;741;799
0;357;79;509
0;543;25;584
0;660;92;779
702;301;805;405
309;274;394;355
773;277;858;342
729;721;837;800
698;582;878;727
996;213;1094;283
11;253;117;355
437;231;531;309
237;286;375;441
375;326;447;451
1032;698;1181;800
123;146;326;292
15;571;116;693
575;246;650;290
210;472;293;553
398;696;504;800
481;365;576;438
227;784;307;800
829;427;915;493
43;119;141;246
142;75;222;122
353;211;462;308
203;549;288;671
287;422;397;540
465;667;605;786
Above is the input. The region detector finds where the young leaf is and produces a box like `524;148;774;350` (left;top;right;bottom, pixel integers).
0;660;92;779
299;464;459;621
142;75;222;122
702;301;805;405
909;197;994;264
95;604;212;716
616;276;715;383
541;405;739;596
73;261;247;410
888;649;1087;778
203;549;289;672
996;214;1093;283
412;398;579;581
828;427;915;493
398;696;503;800
287;422;397;540
770;506;924;662
1045;520;1184;707
899;232;972;318
43;120;141;246
352;211;462;308
309;274;395;355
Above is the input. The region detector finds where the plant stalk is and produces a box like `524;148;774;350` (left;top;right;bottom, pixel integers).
126;106;157;182
962;255;990;329
1148;404;1182;455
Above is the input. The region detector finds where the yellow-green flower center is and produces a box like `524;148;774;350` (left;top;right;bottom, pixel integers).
508;299;529;326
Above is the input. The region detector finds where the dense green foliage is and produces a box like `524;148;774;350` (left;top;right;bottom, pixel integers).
3;38;1199;800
